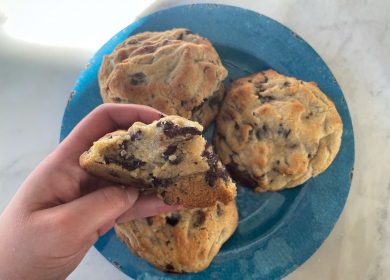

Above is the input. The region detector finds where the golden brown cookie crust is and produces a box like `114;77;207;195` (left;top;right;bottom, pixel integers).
99;28;228;128
115;201;238;273
214;70;343;192
80;115;236;208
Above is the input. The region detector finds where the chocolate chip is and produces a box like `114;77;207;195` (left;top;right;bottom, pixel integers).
305;112;314;119
255;124;268;140
226;161;258;189
181;100;187;106
283;81;291;87
308;153;312;158
105;155;146;171
166;214;181;226
108;171;120;178
276;160;280;165
152;177;173;188
146;217;154;226
164;264;176;273
202;145;229;186
112;97;122;103
277;124;291;138
129;72;147;85
142;45;156;53
119;140;129;151
176;29;192;40
162;144;177;159
234;123;239;130
258;95;275;103
216;204;224;217
162;144;183;164
159;120;201;138
130;130;142;141
290;144;298;149
191;210;206;228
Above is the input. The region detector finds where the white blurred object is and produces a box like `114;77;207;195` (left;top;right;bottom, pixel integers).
0;0;154;50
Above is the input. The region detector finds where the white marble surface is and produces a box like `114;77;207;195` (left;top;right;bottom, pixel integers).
0;0;389;279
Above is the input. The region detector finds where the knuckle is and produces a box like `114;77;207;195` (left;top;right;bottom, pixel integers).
101;187;128;210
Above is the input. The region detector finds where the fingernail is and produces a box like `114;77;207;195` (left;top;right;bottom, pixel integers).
124;187;139;204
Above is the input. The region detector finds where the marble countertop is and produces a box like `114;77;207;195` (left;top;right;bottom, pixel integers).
0;0;389;279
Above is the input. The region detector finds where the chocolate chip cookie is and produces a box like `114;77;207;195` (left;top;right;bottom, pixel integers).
99;28;228;128
214;70;343;192
115;200;238;273
80;115;236;208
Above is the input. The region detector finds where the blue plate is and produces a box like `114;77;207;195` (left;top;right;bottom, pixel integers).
60;4;354;280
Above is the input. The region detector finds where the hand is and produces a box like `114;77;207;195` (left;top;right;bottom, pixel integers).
0;104;180;280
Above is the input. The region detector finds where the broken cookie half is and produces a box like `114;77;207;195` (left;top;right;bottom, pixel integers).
80;115;236;208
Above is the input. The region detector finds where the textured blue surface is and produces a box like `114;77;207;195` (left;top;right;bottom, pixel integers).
60;4;355;280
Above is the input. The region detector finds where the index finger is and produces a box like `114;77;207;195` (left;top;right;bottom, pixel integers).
58;103;163;163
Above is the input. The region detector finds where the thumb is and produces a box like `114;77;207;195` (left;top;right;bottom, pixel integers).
53;186;139;238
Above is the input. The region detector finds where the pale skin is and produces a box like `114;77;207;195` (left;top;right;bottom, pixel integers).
0;104;181;280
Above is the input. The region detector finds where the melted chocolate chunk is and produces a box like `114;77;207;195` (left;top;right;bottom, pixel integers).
130;130;142;141
192;210;206;228
202;146;229;186
159;121;201;138
226;161;258;189
152;177;173;188
162;144;183;164
129;72;147;85
105;155;145;171
166;214;181;226
162;144;177;159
